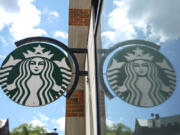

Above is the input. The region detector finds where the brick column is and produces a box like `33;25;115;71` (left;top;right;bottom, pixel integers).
66;90;84;117
99;90;106;135
65;0;91;135
69;9;90;26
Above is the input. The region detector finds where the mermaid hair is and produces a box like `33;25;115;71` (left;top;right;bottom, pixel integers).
11;58;57;106
123;61;166;106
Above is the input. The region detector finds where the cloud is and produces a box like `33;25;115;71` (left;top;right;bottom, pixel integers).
0;0;47;40
29;119;46;128
128;0;180;42
41;8;60;23
106;118;116;127
0;36;9;47
29;118;51;133
0;54;6;59
50;11;59;17
54;31;68;39
0;0;20;12
102;0;180;46
29;114;65;133
52;117;65;131
0;6;16;30
39;113;49;121
56;117;65;131
102;0;137;47
0;36;6;44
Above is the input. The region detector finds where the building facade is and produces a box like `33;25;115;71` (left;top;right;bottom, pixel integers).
0;119;10;135
133;115;180;135
46;133;58;135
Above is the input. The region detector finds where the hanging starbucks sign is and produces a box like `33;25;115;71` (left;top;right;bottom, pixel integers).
103;40;176;107
0;37;79;107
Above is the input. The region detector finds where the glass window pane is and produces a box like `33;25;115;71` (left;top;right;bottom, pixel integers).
97;0;180;135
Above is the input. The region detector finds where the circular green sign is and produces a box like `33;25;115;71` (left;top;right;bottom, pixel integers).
0;43;72;106
106;45;176;107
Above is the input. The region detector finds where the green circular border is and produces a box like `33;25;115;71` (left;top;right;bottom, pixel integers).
0;43;72;107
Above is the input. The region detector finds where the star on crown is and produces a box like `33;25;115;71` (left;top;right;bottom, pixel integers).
23;45;54;59
124;47;154;61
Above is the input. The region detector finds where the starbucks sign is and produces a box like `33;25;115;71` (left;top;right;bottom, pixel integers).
104;40;176;107
0;38;74;107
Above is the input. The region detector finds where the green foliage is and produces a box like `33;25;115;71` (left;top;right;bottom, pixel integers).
11;123;47;135
106;123;132;135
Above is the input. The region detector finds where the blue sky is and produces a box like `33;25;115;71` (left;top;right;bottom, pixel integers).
1;0;180;134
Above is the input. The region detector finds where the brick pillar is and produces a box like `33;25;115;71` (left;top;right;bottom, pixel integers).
99;90;106;135
65;0;91;135
66;90;84;117
99;91;106;117
69;9;90;26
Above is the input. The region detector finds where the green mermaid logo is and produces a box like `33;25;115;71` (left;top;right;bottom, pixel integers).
107;46;176;107
0;43;72;106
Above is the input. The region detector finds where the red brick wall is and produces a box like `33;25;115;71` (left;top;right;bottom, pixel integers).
99;90;106;117
69;9;90;26
66;90;85;117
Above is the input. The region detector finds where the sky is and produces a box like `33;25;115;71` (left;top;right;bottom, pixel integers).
0;0;180;134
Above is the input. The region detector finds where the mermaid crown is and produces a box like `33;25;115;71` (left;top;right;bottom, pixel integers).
23;44;54;59
124;47;154;61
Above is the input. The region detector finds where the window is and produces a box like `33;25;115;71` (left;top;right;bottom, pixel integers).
95;0;180;135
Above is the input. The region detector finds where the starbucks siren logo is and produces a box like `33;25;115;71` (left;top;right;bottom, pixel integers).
106;45;176;107
0;43;72;106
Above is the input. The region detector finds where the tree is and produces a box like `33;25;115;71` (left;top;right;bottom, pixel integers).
11;123;47;135
106;123;132;135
